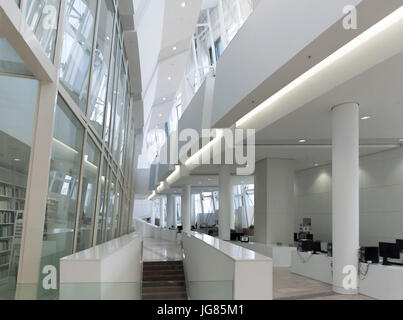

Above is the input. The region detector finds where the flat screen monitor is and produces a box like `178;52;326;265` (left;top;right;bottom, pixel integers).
396;239;403;252
300;240;314;252
379;242;400;265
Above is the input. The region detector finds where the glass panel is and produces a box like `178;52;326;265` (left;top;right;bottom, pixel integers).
76;137;100;252
96;158;107;245
119;83;130;168
113;184;121;238
59;0;98;112
0;38;33;76
112;59;125;160
0;75;38;297
105;174;115;240
39;95;84;295
104;29;119;148
88;0;115;137
25;0;61;60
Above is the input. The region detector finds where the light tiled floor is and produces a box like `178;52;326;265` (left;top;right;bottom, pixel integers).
274;267;374;300
142;237;182;262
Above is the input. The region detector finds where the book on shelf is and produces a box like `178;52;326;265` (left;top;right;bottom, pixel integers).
0;200;10;211
1;225;13;238
0;184;12;198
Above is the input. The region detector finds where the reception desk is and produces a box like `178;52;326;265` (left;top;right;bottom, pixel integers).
359;263;403;300
291;251;403;299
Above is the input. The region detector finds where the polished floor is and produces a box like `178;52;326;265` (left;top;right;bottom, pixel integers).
274;267;374;300
143;237;182;262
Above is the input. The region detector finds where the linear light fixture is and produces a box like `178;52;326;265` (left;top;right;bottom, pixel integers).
185;129;224;166
236;6;403;128
148;191;156;200
167;165;181;185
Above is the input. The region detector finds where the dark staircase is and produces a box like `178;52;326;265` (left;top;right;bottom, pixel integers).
142;261;188;300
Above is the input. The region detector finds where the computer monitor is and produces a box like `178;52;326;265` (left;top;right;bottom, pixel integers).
379;242;400;265
300;240;314;252
306;234;313;241
396;239;403;252
312;241;321;253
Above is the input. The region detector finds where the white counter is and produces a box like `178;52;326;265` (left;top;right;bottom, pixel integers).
359;263;403;300
134;218;179;241
59;233;143;300
291;251;403;299
291;251;332;284
183;232;273;300
231;241;296;267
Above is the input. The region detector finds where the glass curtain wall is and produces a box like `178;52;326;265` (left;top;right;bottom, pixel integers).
37;0;136;293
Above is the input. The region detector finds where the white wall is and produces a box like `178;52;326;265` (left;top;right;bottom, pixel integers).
211;0;362;127
295;146;403;246
133;199;152;219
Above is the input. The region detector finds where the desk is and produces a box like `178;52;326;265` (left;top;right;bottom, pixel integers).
291;251;332;284
359;263;403;300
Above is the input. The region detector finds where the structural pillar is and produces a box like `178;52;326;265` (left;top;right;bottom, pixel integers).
219;166;232;240
150;200;156;225
181;185;191;232
167;194;175;229
332;103;359;295
254;158;295;245
160;196;166;228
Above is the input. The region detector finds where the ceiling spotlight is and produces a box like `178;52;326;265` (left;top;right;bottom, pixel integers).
14;158;21;162
314;163;319;167
399;138;403;142
168;76;172;81
299;139;307;143
173;46;177;51
361;116;371;120
162;97;166;101
181;2;186;7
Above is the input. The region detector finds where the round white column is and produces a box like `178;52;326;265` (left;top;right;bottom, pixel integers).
159;196;165;228
219;166;232;240
181;185;191;232
166;195;174;229
150;200;156;225
332;102;360;294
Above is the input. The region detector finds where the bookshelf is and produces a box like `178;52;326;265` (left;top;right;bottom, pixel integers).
0;182;25;283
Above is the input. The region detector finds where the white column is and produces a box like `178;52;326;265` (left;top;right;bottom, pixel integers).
160;196;165;228
219;166;232;240
167;195;175;229
151;200;156;225
181;185;191;232
254;159;295;245
332;103;359;295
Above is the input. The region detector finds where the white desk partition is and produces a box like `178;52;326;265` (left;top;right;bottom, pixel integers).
134;218;178;241
291;251;333;284
359;263;403;300
182;232;273;300
59;233;143;300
